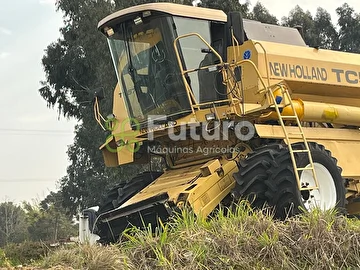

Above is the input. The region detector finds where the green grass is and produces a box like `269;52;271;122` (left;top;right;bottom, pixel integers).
20;202;360;269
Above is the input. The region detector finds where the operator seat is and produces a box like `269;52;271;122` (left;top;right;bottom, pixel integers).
198;52;226;104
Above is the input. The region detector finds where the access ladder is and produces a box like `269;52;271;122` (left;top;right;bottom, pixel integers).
268;84;319;192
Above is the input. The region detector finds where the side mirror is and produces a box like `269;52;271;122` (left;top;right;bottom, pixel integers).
227;12;245;46
93;87;105;100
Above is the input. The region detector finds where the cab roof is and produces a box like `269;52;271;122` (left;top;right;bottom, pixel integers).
98;3;305;47
98;3;227;30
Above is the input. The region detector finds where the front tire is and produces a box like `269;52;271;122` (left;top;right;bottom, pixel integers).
96;171;163;243
233;142;346;218
98;171;163;214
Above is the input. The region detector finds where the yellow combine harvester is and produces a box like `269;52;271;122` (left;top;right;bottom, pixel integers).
83;3;360;244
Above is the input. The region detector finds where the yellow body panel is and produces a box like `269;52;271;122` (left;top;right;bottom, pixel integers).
121;165;200;208
100;84;135;166
121;158;238;218
229;40;360;107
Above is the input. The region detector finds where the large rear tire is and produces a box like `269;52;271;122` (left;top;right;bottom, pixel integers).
232;144;282;209
232;142;346;218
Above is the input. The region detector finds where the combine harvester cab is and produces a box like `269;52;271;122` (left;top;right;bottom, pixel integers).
86;3;360;244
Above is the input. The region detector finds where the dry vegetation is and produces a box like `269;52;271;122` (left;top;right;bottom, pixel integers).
4;202;360;269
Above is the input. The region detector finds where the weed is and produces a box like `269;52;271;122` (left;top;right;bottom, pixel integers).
41;203;360;270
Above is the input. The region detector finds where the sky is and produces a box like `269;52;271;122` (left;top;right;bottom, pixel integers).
0;0;77;204
0;0;359;205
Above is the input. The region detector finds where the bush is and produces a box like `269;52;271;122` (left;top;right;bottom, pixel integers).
43;244;131;269
0;248;11;267
3;241;48;265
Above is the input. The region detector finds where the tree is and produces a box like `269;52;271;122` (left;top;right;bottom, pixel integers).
281;5;339;49
249;2;278;24
198;0;278;23
281;5;317;46
0;202;28;247
198;0;250;16
24;192;76;242
40;1;115;119
313;7;339;50
336;3;360;53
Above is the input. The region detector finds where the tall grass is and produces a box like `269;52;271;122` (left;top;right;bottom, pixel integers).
42;202;360;270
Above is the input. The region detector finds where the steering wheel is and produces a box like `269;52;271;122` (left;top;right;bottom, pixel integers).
153;59;179;101
152;45;166;63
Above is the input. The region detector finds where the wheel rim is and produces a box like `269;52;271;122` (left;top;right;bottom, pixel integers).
300;162;337;211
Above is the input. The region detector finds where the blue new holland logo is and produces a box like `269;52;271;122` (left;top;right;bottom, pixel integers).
243;50;251;59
